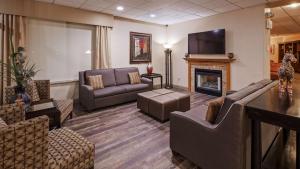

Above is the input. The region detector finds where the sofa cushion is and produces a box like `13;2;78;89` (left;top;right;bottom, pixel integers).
93;86;127;98
206;97;224;123
120;84;149;92
87;75;104;89
185;105;208;122
215;79;272;123
85;69;116;87
114;67;139;85
128;72;141;84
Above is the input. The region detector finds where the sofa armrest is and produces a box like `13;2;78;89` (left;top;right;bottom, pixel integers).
0;116;49;169
141;77;153;89
79;85;94;110
0;103;25;125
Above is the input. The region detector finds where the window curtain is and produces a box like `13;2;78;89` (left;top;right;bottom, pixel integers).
0;14;26;105
93;26;111;69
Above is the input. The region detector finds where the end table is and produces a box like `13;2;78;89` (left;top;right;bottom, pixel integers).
141;73;163;88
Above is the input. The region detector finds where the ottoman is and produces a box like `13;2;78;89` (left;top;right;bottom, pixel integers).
148;95;178;122
164;92;190;112
137;91;161;113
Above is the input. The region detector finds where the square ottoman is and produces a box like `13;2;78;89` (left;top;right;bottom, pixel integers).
137;91;161;113
164;92;190;112
148;95;178;122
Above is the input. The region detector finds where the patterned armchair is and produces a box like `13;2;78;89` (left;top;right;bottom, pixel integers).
0;104;95;169
5;80;51;105
5;80;74;125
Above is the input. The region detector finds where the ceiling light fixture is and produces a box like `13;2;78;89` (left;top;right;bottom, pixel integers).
288;3;300;8
150;14;156;18
116;6;124;11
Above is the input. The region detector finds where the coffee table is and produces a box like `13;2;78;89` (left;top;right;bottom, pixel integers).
26;101;61;129
137;89;190;122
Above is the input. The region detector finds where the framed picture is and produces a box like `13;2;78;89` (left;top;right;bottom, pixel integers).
130;32;152;64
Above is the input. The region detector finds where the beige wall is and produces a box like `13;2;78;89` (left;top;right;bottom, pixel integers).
111;18;166;86
0;0;113;27
270;34;300;63
168;5;269;90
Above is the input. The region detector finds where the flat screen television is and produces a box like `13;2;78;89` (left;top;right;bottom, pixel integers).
188;29;225;54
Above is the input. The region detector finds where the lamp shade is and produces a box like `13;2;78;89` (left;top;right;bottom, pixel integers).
163;43;172;49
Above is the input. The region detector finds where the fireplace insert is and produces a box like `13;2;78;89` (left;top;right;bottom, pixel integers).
195;68;222;96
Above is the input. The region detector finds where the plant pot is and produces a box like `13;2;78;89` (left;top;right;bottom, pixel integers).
14;85;31;106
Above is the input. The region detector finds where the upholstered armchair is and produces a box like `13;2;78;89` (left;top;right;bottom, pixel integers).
5;80;73;125
5;80;51;105
0;103;95;169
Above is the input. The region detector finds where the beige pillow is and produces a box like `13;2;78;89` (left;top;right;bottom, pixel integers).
206;97;224;123
128;72;141;84
88;75;104;90
27;80;40;102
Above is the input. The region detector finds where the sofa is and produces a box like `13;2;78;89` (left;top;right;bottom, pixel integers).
79;67;152;111
170;79;280;169
0;103;95;169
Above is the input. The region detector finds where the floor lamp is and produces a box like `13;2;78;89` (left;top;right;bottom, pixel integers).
164;45;173;89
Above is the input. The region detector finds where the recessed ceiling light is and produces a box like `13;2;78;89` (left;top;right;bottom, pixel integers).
116;6;124;11
150;14;156;18
288;3;300;8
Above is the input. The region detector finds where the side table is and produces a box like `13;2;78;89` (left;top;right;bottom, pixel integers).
141;73;163;88
26;101;61;129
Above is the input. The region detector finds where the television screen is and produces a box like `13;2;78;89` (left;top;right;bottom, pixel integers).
188;29;225;54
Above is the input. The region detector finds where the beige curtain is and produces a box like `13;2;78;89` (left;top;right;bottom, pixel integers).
0;14;26;105
93;26;111;69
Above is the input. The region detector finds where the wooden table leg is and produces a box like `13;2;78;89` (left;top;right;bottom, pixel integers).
160;76;163;88
297;131;300;169
252;119;262;169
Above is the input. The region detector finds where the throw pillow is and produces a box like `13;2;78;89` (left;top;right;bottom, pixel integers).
206;97;225;124
0;118;7;128
28;80;40;102
128;72;141;84
88;75;104;90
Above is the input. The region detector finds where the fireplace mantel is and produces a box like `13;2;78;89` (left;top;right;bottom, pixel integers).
184;57;235;63
186;57;235;95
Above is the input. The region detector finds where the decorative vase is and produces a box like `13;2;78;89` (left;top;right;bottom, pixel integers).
228;53;234;59
14;85;31;106
147;63;153;74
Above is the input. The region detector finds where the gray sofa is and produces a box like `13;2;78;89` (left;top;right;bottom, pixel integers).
79;67;152;111
170;79;280;169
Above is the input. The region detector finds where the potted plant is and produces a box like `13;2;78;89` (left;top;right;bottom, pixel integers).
1;34;38;105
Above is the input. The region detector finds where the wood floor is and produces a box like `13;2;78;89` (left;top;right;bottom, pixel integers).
63;90;214;169
63;87;297;169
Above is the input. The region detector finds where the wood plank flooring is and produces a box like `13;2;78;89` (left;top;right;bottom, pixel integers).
63;90;214;169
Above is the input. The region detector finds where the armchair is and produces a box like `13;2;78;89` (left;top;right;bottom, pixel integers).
5;80;74;125
0;104;95;169
170;80;280;169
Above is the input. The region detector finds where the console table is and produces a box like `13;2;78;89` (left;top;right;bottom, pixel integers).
141;73;163;88
246;83;300;169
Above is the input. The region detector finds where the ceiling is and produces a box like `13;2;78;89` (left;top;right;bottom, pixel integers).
36;0;279;25
271;4;300;35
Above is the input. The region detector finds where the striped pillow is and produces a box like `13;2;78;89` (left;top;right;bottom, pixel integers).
27;80;40;102
88;75;104;90
128;72;141;84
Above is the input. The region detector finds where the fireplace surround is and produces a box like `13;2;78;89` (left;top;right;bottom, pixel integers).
195;68;222;96
186;57;235;96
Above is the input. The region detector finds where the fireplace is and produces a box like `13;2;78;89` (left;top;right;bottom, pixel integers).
195;68;222;96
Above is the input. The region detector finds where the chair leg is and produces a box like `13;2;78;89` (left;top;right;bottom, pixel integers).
70;111;73;119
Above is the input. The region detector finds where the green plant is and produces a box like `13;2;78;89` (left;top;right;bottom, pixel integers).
0;33;38;88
